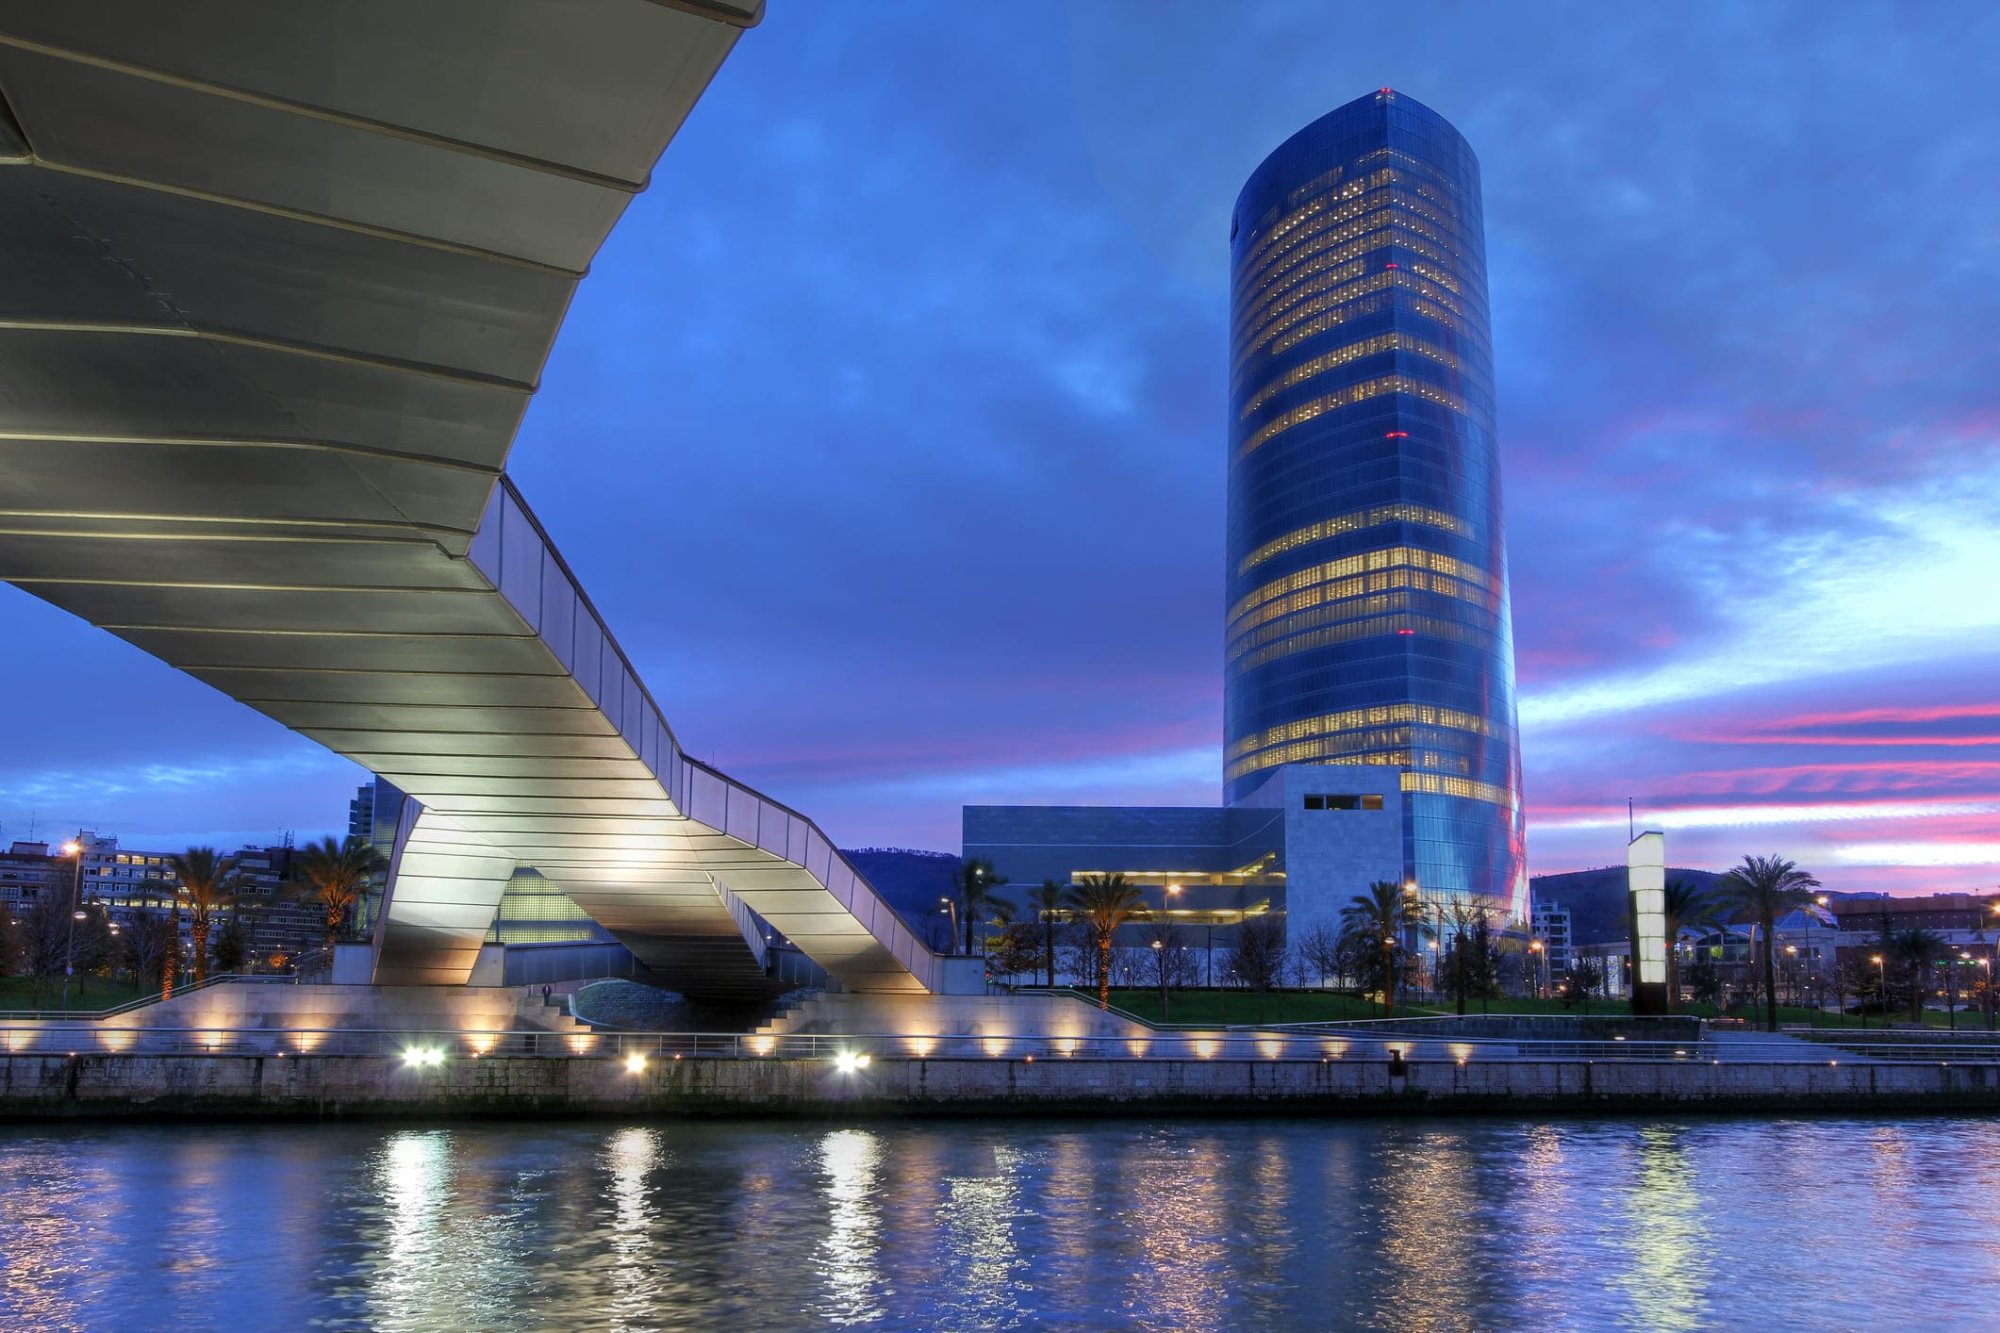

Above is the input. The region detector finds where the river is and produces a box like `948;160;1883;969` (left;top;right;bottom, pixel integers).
2;1115;1994;1329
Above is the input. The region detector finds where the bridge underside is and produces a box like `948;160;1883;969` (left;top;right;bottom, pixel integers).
0;1;944;997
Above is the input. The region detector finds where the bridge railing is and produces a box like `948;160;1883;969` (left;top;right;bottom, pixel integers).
6;1023;2000;1065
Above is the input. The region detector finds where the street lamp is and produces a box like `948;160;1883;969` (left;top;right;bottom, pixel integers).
1150;938;1168;1019
1870;954;1885;1029
1402;879;1421;1002
1529;939;1545;1000
938;896;957;953
60;839;83;1011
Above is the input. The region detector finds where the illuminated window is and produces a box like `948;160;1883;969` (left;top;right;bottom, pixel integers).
1236;504;1470;575
1236;374;1473;458
1228;545;1493;628
1238;332;1463;419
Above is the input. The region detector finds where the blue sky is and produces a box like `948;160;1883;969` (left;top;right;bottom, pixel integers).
4;1;1998;891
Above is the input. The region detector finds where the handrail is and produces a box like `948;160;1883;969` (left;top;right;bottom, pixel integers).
9;1020;2000;1065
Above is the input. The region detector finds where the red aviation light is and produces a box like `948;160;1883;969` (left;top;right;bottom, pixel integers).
1384;262;1398;269
1379;87;1394;95
1396;628;1416;636
1384;430;1409;439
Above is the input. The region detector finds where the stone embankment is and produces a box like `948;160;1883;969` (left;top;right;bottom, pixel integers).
6;1051;2000;1120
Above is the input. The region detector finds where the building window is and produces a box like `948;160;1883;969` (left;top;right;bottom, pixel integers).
1306;794;1383;811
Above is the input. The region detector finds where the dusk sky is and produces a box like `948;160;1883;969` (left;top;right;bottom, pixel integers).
3;2;1997;895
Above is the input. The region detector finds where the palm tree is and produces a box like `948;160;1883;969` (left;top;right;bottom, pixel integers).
1663;878;1716;1012
1715;854;1821;1032
169;847;241;985
291;836;389;957
950;857;1007;956
1065;873;1145;1009
1889;927;1946;1025
1027;880;1066;989
1338;880;1430;1019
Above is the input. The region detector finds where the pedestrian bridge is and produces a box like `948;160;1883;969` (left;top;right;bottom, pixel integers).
0;1;955;996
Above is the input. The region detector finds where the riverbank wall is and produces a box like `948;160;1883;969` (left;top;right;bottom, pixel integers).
8;1052;2000;1120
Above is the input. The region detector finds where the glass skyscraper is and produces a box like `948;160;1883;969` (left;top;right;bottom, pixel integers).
1224;89;1526;916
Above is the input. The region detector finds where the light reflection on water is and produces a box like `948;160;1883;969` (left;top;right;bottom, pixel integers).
3;1115;2000;1330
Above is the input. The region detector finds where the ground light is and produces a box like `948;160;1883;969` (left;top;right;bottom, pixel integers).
625;1052;647;1074
834;1050;872;1074
402;1046;445;1068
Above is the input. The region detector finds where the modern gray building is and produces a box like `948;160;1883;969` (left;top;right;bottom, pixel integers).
966;89;1526;941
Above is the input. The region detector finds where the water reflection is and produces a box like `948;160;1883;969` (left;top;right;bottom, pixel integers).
813;1128;885;1324
6;1117;2000;1329
938;1142;1023;1322
602;1126;664;1327
1611;1126;1712;1330
373;1130;455;1328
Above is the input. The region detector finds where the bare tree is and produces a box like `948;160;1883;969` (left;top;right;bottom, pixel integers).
1230;914;1289;1022
121;910;180;993
1299;921;1344;987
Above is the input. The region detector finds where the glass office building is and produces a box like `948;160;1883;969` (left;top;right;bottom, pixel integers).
1224;89;1526;916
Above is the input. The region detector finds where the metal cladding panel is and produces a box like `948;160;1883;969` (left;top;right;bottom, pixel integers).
689;768;728;829
757;806;790;858
0;1;749;181
467;488;506;585
0;49;626;270
193;668;572;709
315;731;638;760
25;170;573;383
827;863;857;912
724;785;760;843
498;496;544;625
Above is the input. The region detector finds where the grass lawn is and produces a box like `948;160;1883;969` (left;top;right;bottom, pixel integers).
0;973;151;1012
1104;988;1392;1026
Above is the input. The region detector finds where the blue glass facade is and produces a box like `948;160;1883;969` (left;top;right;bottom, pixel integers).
1224;90;1527;917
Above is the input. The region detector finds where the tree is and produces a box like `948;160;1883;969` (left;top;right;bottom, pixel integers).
170;847;242;985
987;921;1043;985
1230;914;1289;1021
1714;854;1822;1032
1026;880;1066;989
949;857;1008;956
1888;927;1946;1024
290;836;390;957
121;910;180;994
1685;952;1722;1006
1662;879;1716;1012
1143;922;1196;1018
1561;960;1604;1010
210;912;250;974
1439;898;1501;1015
1338;880;1429;1018
1299;921;1344;987
1064;874;1145;1009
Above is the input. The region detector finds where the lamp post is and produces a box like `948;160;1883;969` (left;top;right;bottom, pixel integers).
1151;938;1168;1019
1529;939;1544;1000
1808;894;1830;1027
1402;879;1420;1007
1870;954;1885;1029
60;839;84;1011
